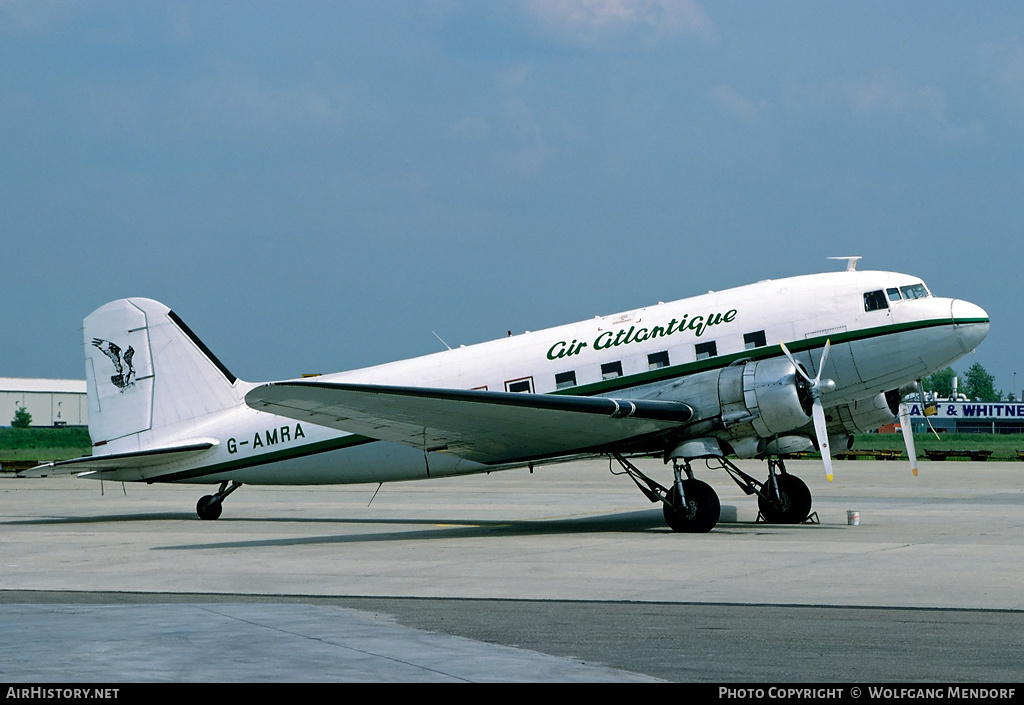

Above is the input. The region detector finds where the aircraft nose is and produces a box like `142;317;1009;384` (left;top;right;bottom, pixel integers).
951;299;990;354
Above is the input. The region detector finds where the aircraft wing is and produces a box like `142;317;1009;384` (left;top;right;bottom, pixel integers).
17;442;217;478
245;381;694;465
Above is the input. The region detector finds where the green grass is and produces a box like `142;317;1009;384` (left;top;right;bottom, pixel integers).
0;427;92;461
854;433;1024;460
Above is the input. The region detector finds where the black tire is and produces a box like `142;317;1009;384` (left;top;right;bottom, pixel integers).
663;479;721;533
197;495;223;521
758;474;812;524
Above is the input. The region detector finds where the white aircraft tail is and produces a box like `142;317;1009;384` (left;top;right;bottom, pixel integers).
84;298;245;446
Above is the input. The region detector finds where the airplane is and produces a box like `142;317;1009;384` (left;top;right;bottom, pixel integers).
21;260;989;532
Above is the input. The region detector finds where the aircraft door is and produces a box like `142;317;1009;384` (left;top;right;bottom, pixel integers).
804;327;862;385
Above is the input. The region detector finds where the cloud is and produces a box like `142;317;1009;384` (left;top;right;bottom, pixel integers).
0;0;77;34
818;72;946;121
980;36;1024;106
60;62;351;161
790;70;983;143
169;64;349;138
445;63;550;180
523;0;715;46
0;0;192;44
490;66;548;177
711;84;763;123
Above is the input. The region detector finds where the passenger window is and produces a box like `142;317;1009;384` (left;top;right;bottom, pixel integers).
744;331;766;350
647;351;670;370
555;371;577;390
887;288;902;302
863;290;888;312
506;378;534;393
695;341;718;360
601;361;623;380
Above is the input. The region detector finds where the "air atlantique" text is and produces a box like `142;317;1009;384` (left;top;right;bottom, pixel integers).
547;309;738;361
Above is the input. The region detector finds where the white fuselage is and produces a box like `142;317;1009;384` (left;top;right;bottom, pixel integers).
91;270;989;486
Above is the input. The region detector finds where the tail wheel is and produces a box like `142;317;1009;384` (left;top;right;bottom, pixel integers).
663;479;721;533
196;495;223;521
758;474;812;524
195;481;241;520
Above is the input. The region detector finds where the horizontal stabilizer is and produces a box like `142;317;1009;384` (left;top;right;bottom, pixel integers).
245;381;694;464
18;441;217;478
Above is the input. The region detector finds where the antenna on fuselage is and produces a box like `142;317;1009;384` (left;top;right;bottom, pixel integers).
828;256;861;271
431;330;453;350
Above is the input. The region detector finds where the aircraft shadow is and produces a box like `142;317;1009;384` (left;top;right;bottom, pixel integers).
1;509;836;548
152;509;668;550
153;511;832;551
2;512;194;525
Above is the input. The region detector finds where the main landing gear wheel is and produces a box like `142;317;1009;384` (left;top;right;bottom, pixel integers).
758;474;812;524
663;479;721;533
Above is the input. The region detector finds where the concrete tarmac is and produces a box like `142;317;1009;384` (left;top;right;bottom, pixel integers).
1;458;1022;682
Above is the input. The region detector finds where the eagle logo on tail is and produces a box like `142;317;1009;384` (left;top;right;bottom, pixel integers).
92;338;136;390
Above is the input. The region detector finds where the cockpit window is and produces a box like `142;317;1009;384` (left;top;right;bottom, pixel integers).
886;288;902;302
864;290;888;312
900;283;929;300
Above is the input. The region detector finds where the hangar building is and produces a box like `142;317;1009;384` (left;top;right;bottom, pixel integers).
906;400;1024;434
0;378;88;427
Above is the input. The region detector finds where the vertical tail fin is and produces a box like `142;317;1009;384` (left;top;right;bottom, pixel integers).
84;298;244;446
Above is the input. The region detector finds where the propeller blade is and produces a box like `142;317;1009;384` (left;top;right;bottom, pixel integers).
899;401;919;477
816;340;831;382
812;399;834;482
779;340;811;383
898;378;927;476
780;340;832;384
781;339;836;481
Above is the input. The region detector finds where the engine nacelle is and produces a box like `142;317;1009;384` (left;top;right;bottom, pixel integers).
762;435;815;455
645;356;812;444
729;435;767;459
830;391;900;435
725;357;812;437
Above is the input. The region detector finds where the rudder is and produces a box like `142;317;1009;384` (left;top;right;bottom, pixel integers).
84;298;244;446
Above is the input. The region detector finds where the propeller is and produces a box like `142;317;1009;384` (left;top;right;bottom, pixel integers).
898;385;920;477
780;340;836;481
898;379;938;477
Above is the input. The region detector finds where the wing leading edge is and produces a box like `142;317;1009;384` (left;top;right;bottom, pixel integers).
244;381;694;465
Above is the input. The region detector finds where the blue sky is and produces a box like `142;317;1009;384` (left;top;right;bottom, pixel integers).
2;1;1021;396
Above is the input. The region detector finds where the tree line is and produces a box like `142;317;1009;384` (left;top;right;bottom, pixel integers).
923;363;1004;402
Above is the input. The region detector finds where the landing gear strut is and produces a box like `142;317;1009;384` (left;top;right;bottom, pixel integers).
612;454;721;532
693;454;812;524
611;450;814;531
196;480;242;520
